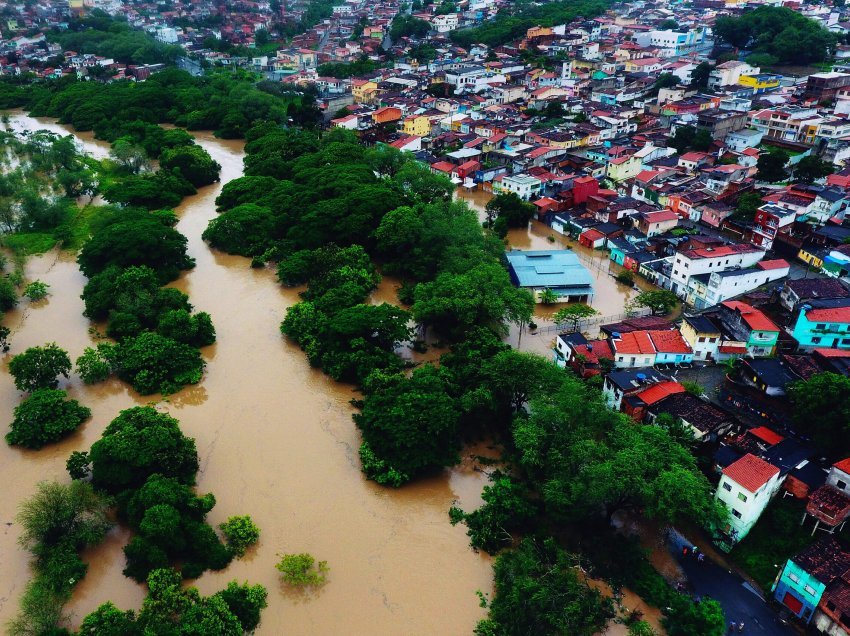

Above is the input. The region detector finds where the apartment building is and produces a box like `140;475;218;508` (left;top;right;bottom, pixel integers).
670;244;766;297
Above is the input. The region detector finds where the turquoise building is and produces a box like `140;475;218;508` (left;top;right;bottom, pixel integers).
773;538;850;624
791;298;850;350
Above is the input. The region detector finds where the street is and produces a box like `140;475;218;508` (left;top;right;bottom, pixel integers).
667;532;796;635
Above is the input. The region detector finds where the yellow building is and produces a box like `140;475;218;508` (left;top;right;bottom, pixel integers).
797;247;825;269
605;155;642;183
352;80;378;104
402;115;432;137
738;74;780;92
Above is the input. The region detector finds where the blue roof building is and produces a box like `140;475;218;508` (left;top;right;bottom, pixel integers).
505;250;594;303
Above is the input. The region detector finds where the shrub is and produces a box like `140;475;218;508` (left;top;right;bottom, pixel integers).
9;343;72;392
75;344;116;384
23;280;49;301
6;389;91;449
219;516;260;557
275;553;329;587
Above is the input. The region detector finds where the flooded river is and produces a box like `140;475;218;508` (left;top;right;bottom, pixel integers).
0;113;494;634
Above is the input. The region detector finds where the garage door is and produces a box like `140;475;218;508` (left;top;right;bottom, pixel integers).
782;591;804;615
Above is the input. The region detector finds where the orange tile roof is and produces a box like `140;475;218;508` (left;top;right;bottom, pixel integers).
635;380;685;406
648;329;692;354
757;259;789;271
722;453;780;492
722;301;780;332
613;331;656;355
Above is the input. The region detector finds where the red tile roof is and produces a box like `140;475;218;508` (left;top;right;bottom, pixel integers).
757;259;790;271
834;458;850;474
804;306;850;324
648;329;692;354
635;380;686;406
613;331;656;355
748;426;785;446
722;301;780;332
572;339;614;364
719;344;748;354
643;209;679;223
581;228;605;242
722;453;780;493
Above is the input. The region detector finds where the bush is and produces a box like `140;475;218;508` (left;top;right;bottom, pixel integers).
6;389;91;449
111;332;204;395
23;280;49;301
276;553;329;587
9;343;72;392
219;516;260;557
616;270;634;286
0;275;18;311
75;344;116;384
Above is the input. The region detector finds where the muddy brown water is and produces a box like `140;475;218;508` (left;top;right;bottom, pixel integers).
0;113;494;634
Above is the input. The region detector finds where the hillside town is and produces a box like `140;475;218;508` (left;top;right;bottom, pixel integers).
7;0;850;634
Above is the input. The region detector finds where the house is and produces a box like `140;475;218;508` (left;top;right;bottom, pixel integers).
716;453;782;548
372;107;403;124
496;174;542;200
751;204;798;251
554;335;614;377
610;329;693;368
802;459;850;536
647;392;738;442
680;314;722;361
621;380;685;422
578;227;607;249
709;61;760;90
773;538;850;624
505;250;594;303
737;357;800;397
792;298;850;351
780;278;850;312
670;244;765;298
685;259;790;310
718;301;780;357
602;367;669;411
636;209;679;237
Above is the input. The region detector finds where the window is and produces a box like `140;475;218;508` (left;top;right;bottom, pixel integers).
827;600;837;611
698;337;706;342
709;337;717;343
738;492;748;502
838;480;847;491
722;482;732;492
618;356;624;362
817;323;826;330
789;573;799;583
812;337;822;344
732;509;742;519
805;585;817;596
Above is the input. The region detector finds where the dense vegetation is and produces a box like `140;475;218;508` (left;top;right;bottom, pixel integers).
49;10;183;66
714;6;838;64
450;0;611;48
6;388;91;449
203;123;727;632
3;67;319;140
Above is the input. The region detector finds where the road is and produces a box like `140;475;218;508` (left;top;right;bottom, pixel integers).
667;532;796;635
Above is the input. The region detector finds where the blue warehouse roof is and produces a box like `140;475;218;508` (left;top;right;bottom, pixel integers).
505;250;595;290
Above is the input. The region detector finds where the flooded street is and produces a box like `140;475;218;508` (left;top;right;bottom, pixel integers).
0;113;493;634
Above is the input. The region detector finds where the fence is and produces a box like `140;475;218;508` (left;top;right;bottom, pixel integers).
527;306;653;336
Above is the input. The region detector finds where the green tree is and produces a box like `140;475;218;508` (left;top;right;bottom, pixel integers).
276;553;329;587
484;192;535;230
9;343;72;392
690;62;713;90
77;602;139;635
82;406;199;493
212;581;268;632
450;472;538;554
0;275;17;310
552;303;599;331
477;538;613;635
734;191;764;221
6;389;91;449
538;288;558;304
788;372;850;453
23;280;49;301
412;262;534;340
77;215;194;282
202;203;277;256
219;516;260;557
756;148;790;183
75;343;116;384
634;290;678;315
111;332;205;395
355;365;461;486
663;596;725;636
159;145;221;188
794;154;835;184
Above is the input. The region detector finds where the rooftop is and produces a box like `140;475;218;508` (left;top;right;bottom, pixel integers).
505;250;595;290
722;453;780;493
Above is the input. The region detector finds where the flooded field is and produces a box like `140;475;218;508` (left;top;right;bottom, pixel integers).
0;113;494;634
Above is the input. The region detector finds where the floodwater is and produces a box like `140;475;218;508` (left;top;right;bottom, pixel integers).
0;113;494;634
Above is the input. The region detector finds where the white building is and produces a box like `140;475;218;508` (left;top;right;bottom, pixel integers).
670;244;766;297
635;28;706;57
496;174;542;200
716;453;783;546
709;61;760;90
685;260;790;310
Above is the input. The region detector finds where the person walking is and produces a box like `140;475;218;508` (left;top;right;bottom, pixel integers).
738;621;745;632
